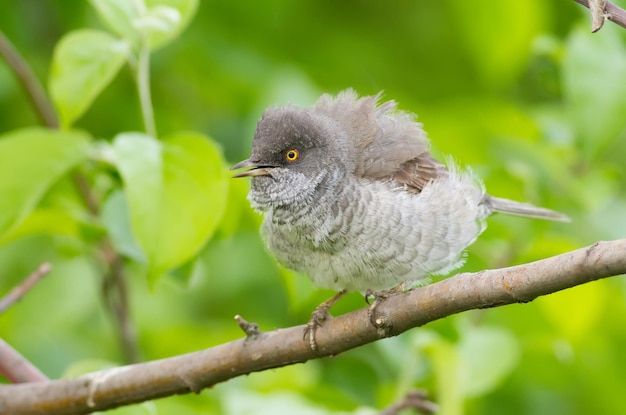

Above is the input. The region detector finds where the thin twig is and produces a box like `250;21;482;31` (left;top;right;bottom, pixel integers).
71;173;100;216
0;263;52;315
0;239;625;415
379;390;439;415
101;243;141;364
572;0;626;30
0;28;141;365
0;30;59;128
0;264;52;384
0;31;101;217
234;315;261;339
0;338;48;383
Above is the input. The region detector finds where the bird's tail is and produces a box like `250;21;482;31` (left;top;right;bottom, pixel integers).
482;195;570;222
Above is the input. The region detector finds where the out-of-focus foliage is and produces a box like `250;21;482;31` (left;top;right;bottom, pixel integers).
1;0;625;414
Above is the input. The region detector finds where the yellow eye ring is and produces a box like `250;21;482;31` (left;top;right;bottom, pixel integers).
285;149;299;161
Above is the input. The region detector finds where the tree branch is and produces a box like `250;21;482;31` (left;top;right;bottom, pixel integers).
0;264;52;383
0;263;52;315
0;30;141;366
0;239;624;415
0;30;58;128
101;243;141;364
0;339;48;384
379;390;439;415
572;0;626;31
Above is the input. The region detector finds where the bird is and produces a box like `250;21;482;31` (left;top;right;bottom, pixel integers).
231;89;569;349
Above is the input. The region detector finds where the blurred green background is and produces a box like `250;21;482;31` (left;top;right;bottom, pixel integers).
1;1;626;414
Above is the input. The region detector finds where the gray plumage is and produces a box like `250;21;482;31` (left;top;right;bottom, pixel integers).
232;90;569;292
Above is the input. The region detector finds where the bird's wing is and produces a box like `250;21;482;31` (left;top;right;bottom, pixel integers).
313;89;447;193
392;152;449;193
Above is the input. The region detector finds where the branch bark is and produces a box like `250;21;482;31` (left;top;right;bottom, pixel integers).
0;339;48;384
572;0;626;31
0;239;625;415
0;263;52;384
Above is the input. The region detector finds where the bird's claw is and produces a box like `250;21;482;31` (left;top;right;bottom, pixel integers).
365;288;392;327
303;290;348;352
303;303;332;351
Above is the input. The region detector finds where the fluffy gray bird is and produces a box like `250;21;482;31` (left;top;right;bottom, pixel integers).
232;90;568;346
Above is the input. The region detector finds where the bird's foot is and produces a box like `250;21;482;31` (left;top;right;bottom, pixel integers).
365;285;405;329
365;288;389;327
303;305;331;352
303;290;347;351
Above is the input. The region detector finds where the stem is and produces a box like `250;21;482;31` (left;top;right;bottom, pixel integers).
0;30;58;128
136;45;157;138
0;264;53;383
0;28;141;365
101;243;141;364
380;390;439;415
0;338;48;383
0;263;52;315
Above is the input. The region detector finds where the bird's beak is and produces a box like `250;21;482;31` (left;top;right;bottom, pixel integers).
230;158;274;178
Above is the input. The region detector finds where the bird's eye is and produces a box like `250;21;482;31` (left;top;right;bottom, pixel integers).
285;149;299;162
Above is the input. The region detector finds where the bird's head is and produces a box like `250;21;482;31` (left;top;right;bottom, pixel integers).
232;106;352;210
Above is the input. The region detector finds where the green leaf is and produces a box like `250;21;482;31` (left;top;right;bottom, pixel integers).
457;326;521;397
113;131;228;283
144;0;199;50
0;128;90;239
213;177;260;240
101;190;146;261
0;208;80;245
89;0;140;46
90;0;199;51
49;29;130;129
562;25;626;160
418;331;463;415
